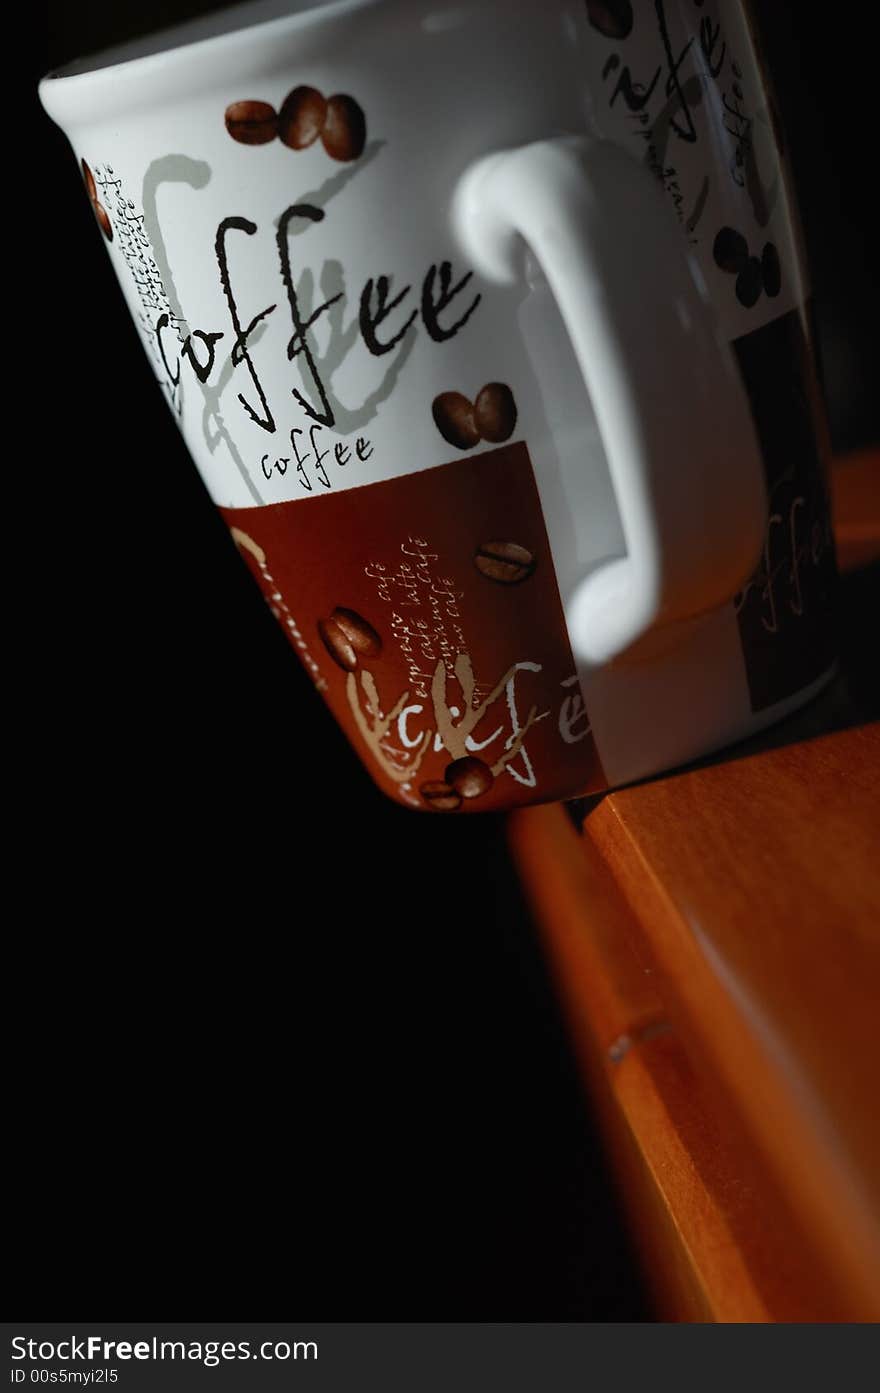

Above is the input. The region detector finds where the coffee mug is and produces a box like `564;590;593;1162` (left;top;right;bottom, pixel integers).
40;0;837;812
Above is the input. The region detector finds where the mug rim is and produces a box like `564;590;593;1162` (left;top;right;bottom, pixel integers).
39;0;385;127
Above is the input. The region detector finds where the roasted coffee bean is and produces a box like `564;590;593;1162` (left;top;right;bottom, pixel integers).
317;616;358;671
330;606;381;658
419;780;462;812
474;540;536;585
445;756;493;800
278;85;327;149
736;256;763;308
321;94;367;162
225;99;279;145
585;0;634;40
432;392;481;450
761;242;781;297
474;382;517;443
713;226;748;273
81;159;97;202
94;201;113;242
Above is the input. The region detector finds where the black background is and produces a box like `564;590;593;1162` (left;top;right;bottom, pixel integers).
16;3;876;1318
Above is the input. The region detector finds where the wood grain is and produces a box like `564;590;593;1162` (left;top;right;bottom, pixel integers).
596;723;878;1312
511;780;880;1321
509;456;880;1318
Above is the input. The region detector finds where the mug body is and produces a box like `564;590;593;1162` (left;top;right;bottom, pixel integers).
40;0;836;812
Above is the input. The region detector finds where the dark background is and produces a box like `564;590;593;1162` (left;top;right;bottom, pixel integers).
17;3;876;1317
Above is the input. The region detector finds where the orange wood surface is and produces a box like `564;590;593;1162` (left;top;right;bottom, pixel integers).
512;723;880;1321
832;447;880;571
509;451;880;1321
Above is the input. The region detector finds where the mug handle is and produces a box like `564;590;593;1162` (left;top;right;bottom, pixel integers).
453;137;767;666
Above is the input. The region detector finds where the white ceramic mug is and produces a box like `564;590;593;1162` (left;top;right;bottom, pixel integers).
40;0;837;812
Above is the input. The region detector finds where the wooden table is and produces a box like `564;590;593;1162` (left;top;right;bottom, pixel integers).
509;451;880;1322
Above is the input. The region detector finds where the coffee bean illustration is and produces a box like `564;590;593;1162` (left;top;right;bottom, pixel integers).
432;392;481;451
317;616;359;671
445;756;493;800
321;94;367;162
736;256;763;308
278;85;327;149
419;780;462;812
474;541;536;585
585;0;634;40
714;225;782;307
81;159;96;202
225;99;279;145
761;242;781;297
329;607;381;659
432;383;518;451
318;607;381;670
81;159;113;241
94;201;113;241
713;226;748;274
473;383;517;443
